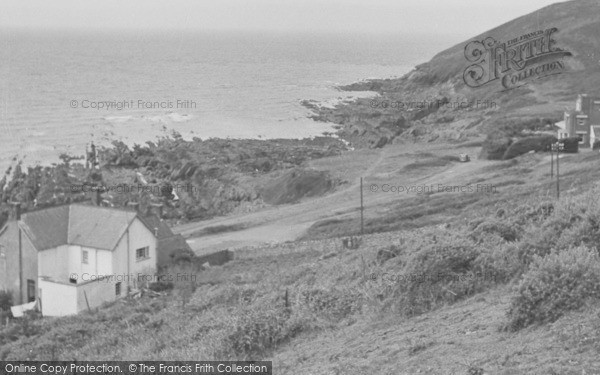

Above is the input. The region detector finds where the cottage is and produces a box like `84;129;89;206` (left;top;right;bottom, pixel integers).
559;94;600;147
0;200;191;316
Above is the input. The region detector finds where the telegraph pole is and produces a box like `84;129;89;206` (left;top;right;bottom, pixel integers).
552;142;565;199
360;177;364;236
556;143;561;199
550;145;554;178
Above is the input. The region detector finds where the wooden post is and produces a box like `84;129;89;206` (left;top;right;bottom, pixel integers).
360;177;364;236
556;145;560;199
361;255;366;281
84;291;91;312
550;146;554;178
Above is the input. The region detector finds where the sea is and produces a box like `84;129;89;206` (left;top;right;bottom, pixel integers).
0;29;458;175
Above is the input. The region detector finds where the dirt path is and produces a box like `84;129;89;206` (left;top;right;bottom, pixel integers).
173;143;489;254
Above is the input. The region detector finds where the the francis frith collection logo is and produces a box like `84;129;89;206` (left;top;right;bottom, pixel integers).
463;27;572;90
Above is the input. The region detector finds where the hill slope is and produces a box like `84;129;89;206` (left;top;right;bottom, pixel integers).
305;0;600;148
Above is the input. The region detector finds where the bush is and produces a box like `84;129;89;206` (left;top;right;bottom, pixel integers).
148;281;174;292
0;291;12;311
479;136;513;160
376;244;404;264
221;306;304;358
502;135;556;160
558;137;580;153
474;242;523;283
299;288;362;320
470;219;520;242
388;234;500;316
506;246;600;331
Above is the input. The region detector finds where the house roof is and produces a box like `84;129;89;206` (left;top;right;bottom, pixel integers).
20;204;138;251
138;214;174;239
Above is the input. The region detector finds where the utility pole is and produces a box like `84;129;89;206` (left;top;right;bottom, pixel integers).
550;145;554;178
360;177;364;236
556;142;562;199
551;142;563;198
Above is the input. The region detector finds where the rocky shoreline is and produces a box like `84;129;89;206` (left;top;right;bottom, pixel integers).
0;135;347;228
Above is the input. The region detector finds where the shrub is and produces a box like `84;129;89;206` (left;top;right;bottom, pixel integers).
479;135;513;160
506;246;600;331
470;219;520;242
558;137;579;153
474;242;523;283
0;291;12;312
389;234;499;316
299;288;363;320
376;244;404;264
221;306;303;358
502;135;556;160
148;281;174;292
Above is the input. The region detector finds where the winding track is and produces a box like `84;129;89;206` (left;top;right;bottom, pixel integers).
172;142;490;254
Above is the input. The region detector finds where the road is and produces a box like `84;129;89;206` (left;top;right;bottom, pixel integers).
172;142;488;254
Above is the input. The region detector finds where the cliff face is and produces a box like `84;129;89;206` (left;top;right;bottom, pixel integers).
304;0;600;148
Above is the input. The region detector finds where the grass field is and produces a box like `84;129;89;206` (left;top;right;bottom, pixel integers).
3;144;600;374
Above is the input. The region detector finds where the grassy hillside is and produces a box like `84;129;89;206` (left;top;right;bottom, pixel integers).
3;149;600;374
3;2;600;373
305;0;600;149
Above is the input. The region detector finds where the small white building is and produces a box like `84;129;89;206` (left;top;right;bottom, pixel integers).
0;203;177;316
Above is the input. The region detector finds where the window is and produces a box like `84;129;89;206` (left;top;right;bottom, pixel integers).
82;250;89;264
27;279;36;302
136;246;149;261
115;282;121;296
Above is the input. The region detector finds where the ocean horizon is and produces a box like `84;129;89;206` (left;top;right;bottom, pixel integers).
0;28;458;175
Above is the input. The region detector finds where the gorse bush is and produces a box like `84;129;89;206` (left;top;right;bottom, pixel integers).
514;191;600;267
506;246;600;331
0;291;12;312
386;232;502;316
220;305;305;359
502;135;556;160
299;288;363;320
470;219;521;242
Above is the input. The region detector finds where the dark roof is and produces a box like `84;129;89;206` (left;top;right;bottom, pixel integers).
20;204;138;251
138;215;174;239
20;205;70;250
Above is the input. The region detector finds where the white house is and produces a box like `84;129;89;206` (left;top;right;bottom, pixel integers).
0;201;190;317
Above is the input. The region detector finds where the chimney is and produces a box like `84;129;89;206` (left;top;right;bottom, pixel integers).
127;201;140;213
150;203;163;218
9;201;21;221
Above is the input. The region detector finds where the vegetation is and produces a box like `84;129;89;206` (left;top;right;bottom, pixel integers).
0;137;346;224
3;1;600;371
506;246;600;331
0;291;12;312
2;148;600;373
502;136;556;160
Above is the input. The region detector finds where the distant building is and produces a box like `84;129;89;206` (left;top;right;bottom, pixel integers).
0;198;191;316
559;94;600;148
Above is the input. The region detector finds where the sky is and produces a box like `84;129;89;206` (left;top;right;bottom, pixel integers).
0;0;566;38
